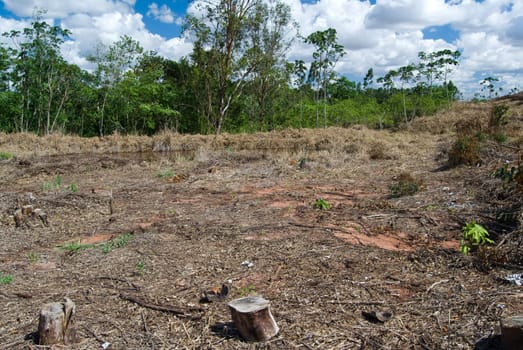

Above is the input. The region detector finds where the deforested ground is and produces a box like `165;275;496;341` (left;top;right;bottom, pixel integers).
0;98;522;349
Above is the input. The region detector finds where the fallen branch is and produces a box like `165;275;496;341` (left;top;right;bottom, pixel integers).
426;279;450;293
119;294;203;320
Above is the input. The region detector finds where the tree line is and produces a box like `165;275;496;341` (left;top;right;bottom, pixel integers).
0;3;461;136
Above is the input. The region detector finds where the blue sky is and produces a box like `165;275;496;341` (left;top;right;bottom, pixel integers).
0;0;522;98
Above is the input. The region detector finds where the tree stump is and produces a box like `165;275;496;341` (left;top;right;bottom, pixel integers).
228;295;279;342
38;298;75;345
501;315;523;350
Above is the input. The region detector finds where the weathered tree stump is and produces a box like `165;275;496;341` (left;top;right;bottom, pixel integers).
38;298;75;345
228;295;279;342
501;315;523;350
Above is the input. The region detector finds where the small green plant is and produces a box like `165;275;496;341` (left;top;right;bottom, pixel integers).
136;261;146;275
0;272;13;284
68;182;79;192
389;173;421;198
460;221;494;255
100;233;133;253
239;284;256;297
41;175;63;192
156;169;176;179
0;151;13;160
27;252;40;264
59;241;94;253
313;198;331;210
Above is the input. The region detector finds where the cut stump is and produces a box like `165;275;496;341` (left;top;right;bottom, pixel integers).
228;295;279;342
38;297;75;345
501;315;523;350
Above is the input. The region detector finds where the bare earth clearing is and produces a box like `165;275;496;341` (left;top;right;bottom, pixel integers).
0;101;522;349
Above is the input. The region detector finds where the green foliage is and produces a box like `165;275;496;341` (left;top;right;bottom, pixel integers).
136;261;146;276
59;241;93;253
0;272;13;284
0;151;13;160
68;182;79;192
239;284;257;297
460;222;494;255
494;159;523;192
41;175;63;191
313;198;331;210
389;173;421;198
101;233;133;254
0;17;460;135
27;252;40;263
488;104;510;142
156;169;176;179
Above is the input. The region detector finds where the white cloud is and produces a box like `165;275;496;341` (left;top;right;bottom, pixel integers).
147;3;175;24
2;0;133;18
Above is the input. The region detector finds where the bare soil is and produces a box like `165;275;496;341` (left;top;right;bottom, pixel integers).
0;101;522;349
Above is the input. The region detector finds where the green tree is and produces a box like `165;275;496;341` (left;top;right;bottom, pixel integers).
480;76;501;100
242;0;294;130
305;28;346;128
3;12;72;134
88;35;144;135
186;0;262;134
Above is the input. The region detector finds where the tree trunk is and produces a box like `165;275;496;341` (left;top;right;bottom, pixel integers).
501;315;523;350
38;298;76;346
228;295;279;342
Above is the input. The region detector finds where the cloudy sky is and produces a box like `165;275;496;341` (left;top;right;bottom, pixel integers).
0;0;522;98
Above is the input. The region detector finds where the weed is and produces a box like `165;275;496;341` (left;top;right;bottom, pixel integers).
488;104;509;142
27;252;39;264
239;284;256;297
136;261;146;275
0;151;13;160
41;175;63;192
389;173;421;198
314;198;331;210
101;233;133;253
494;160;523;191
448;135;482;166
69;182;79;192
156;169;176;179
0;272;13;284
59;241;93;253
460;221;494;255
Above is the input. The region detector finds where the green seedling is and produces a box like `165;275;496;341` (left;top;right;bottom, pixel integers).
136;261;146;275
27;252;40;264
100;233;132;254
69;182;79;192
156;169;176;179
239;284;256;297
0;272;13;284
460;221;494;255
0;151;13;160
59;241;94;253
313;198;331;210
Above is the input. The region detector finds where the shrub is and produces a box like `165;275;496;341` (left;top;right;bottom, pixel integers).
0;151;13;160
389;173;421;198
460;221;494;255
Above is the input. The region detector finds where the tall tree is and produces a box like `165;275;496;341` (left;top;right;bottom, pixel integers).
3;11;71;134
186;0;261;134
305;28;346;128
243;0;294;130
88;35;144;135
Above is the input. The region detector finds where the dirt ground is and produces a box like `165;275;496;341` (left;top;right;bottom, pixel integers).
0;101;522;349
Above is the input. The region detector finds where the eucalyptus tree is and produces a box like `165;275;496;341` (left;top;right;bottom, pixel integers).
186;0;290;134
88;35;144;135
292;59;308;127
305;28;345;128
243;0;294;130
3;13;71;134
